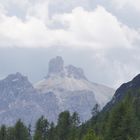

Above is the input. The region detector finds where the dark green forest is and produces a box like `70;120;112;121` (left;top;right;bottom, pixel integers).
1;91;140;140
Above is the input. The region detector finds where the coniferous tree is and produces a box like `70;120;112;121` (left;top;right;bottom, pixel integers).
92;104;100;117
48;122;56;140
14;119;30;140
0;125;7;140
28;124;32;140
34;116;49;140
71;112;80;127
7;127;15;140
56;111;71;140
69;112;80;140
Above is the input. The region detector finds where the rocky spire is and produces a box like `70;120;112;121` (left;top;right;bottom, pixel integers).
48;56;65;77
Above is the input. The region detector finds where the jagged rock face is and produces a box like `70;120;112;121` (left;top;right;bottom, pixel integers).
0;73;59;126
56;90;97;121
0;72;34;97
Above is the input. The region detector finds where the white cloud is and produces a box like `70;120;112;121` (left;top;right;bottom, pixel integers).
0;4;138;50
52;6;134;50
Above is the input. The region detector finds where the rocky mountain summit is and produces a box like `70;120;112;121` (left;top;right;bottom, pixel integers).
47;56;86;80
0;56;115;126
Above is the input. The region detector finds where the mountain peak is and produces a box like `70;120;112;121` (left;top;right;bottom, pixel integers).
65;65;87;80
1;72;33;90
48;56;64;76
47;56;87;80
6;72;27;81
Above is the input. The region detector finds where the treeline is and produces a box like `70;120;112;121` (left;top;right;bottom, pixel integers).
1;91;140;140
0;111;100;140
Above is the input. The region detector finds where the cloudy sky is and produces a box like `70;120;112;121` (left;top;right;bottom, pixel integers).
0;0;140;89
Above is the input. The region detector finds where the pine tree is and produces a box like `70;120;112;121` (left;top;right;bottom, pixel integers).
48;122;56;140
7;127;15;140
56;111;71;140
14;119;30;140
69;112;80;140
92;104;100;117
71;112;80;127
28;124;32;140
0;125;7;140
34;116;49;140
